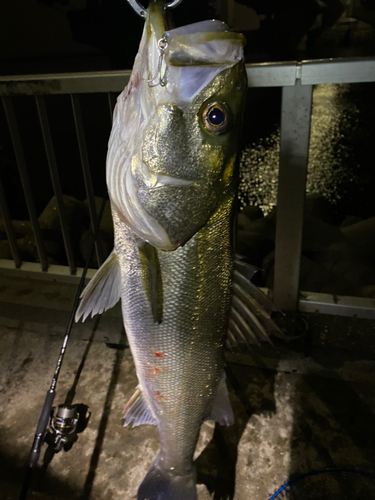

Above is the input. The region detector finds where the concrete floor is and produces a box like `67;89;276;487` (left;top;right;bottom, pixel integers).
0;274;375;500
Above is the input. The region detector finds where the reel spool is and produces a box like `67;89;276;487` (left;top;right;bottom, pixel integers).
45;404;79;452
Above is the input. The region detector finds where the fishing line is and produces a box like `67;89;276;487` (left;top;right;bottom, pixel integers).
269;467;375;499
19;195;108;500
127;0;183;19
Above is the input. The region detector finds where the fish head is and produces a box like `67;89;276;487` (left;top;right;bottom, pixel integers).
107;0;247;250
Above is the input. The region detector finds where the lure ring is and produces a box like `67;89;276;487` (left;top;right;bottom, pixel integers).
127;0;183;18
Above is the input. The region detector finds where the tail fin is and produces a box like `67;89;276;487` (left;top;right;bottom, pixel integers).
137;456;197;500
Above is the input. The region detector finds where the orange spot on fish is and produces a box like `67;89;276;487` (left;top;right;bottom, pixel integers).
154;391;168;402
153;366;161;376
154;351;167;358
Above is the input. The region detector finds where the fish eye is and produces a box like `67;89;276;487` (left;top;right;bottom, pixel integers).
203;102;231;135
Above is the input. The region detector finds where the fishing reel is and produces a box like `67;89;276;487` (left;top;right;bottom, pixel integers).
44;404;79;452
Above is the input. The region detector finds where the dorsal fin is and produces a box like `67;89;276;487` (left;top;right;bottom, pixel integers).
228;255;284;350
75;250;121;322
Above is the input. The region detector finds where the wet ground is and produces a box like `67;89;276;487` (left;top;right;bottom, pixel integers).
0;274;374;500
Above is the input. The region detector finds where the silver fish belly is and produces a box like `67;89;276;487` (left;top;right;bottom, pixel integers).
116;194;234;474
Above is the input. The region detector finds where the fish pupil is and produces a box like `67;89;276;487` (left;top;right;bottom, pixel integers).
208;107;225;126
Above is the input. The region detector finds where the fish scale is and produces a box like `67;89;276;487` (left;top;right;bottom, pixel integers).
115;194;234;476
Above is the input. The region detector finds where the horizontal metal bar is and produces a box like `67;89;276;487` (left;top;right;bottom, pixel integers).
1;58;375;96
0;71;131;96
1;258;373;319
299;291;375;320
0;259;96;285
301;57;375;85
246;62;298;87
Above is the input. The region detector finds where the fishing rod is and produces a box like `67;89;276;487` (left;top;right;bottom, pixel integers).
19;196;107;500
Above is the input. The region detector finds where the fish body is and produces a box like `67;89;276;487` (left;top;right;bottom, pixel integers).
77;2;248;498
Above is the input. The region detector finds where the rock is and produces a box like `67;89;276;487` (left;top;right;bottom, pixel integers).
236;231;263;264
17;231;64;263
38;195;87;232
17;232;37;261
235;216;275;265
340;216;375;259
362;285;375;299
79;229;112;269
301;214;344;252
241;204;264;221
0;241;12;260
83;197;113;238
80;197;114;268
237;213;253;233
311;234;375;289
0;220;32;239
265;208;343;252
340;215;363;228
263;252;361;296
305;193;342;225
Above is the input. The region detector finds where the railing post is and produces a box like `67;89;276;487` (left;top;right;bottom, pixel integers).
36;95;77;275
2;96;49;271
0;176;22;268
273;81;313;310
71;94;104;267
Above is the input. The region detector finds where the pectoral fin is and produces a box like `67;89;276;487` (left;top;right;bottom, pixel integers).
138;243;163;324
75;250;121;322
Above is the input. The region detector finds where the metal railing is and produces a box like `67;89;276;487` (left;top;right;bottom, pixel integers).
1;57;375;317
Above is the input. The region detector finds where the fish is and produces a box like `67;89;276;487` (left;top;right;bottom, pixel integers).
75;1;282;498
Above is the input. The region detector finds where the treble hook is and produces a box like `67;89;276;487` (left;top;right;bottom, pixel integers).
142;36;169;87
127;0;183;19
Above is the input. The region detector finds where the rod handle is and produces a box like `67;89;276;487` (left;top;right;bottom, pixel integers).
29;390;55;467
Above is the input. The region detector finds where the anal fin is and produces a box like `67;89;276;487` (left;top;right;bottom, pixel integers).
123;387;157;427
209;374;234;427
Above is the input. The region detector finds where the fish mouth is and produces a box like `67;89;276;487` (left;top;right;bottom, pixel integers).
147;0;168;41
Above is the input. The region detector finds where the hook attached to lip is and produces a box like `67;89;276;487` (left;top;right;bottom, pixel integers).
127;0;183;19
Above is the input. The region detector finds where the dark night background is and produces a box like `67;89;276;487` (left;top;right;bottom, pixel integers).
1;0;375;75
1;0;375;284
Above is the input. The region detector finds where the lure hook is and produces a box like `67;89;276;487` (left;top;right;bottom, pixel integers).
142;36;169;87
127;0;183;19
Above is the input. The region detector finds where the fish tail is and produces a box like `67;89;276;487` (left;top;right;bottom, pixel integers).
137;455;197;500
